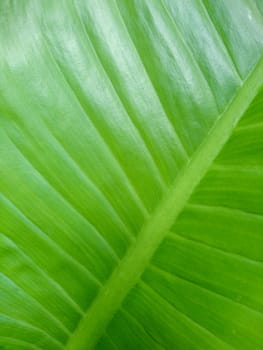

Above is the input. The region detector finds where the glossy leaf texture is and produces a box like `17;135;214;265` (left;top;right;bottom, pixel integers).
0;1;263;349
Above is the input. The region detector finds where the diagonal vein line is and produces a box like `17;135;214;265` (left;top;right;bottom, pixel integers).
41;34;150;220
0;273;71;337
102;332;119;350
71;1;167;191
187;202;263;218
140;280;236;350
148;263;263;320
200;0;243;80
65;54;263;350
210;163;263;174
113;0;190;160
158;0;221;112
235;121;263;131
3;116;123;260
0;233;85;315
186;202;263;221
6;124;125;258
0;336;43;350
120;307;167;350
167;230;263;268
37;37;142;239
0;313;64;349
0;193;102;288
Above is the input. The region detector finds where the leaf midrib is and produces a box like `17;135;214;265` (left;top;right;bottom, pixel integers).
65;57;263;350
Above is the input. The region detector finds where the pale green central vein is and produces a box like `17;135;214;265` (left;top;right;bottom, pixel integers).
65;57;263;350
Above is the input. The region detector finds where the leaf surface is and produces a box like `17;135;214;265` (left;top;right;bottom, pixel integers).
0;1;263;349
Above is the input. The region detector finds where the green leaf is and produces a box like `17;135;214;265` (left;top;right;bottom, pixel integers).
0;1;263;349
